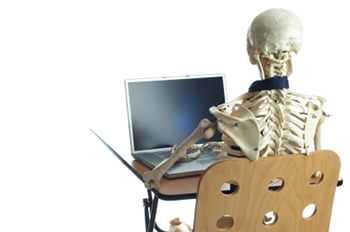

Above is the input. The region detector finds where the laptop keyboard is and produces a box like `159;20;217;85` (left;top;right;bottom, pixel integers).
153;147;219;162
154;150;172;160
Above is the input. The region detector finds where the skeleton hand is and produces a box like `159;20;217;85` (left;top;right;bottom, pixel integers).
201;141;224;153
143;119;216;190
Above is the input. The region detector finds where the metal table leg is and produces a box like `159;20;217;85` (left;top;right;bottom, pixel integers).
143;190;167;232
143;198;150;231
148;195;158;232
155;223;167;232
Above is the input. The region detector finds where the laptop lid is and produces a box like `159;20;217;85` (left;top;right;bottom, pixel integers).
125;74;227;155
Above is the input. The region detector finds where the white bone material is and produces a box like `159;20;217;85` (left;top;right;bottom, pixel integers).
212;89;326;159
143;119;216;190
209;106;260;161
209;8;326;160
247;8;303;80
169;218;191;232
142;8;327;191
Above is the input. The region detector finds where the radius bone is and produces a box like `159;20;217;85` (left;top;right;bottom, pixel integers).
143;119;216;190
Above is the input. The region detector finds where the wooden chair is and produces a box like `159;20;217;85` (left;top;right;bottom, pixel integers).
193;150;341;232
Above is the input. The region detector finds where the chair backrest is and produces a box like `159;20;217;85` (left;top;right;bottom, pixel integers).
193;150;341;232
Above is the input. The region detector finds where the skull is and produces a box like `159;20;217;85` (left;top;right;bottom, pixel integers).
247;8;303;79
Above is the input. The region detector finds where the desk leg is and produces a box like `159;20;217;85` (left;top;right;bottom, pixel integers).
143;190;152;231
143;198;150;231
148;195;159;232
143;191;167;232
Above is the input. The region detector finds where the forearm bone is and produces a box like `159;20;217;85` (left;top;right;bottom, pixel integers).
143;119;216;190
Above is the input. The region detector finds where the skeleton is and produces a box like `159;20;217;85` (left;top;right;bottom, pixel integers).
143;8;327;191
207;8;326;161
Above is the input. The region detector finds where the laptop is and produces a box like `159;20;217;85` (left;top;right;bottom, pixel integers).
125;74;227;178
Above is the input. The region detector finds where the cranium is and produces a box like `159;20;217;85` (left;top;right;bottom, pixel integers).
247;8;303;79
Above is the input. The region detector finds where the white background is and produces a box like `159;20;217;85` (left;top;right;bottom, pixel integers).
1;0;349;231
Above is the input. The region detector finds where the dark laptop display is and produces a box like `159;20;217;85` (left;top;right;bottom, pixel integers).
126;76;225;151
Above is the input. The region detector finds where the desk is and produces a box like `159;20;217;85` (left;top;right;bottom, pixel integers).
91;130;343;232
91;130;200;232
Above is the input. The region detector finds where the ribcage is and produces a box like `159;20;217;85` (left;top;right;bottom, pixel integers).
219;89;324;158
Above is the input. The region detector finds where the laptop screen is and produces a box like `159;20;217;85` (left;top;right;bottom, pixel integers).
125;74;227;152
